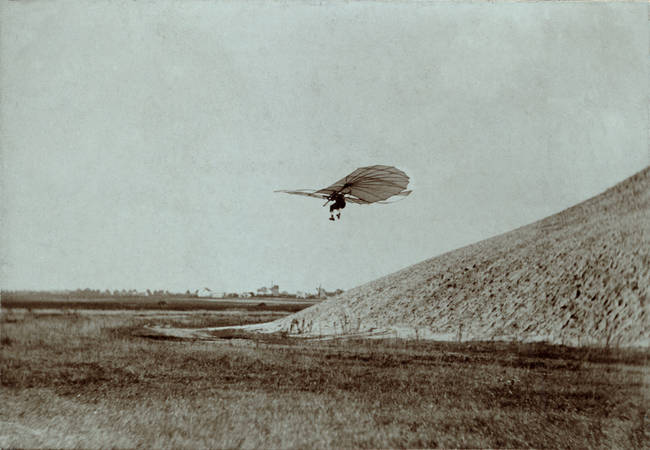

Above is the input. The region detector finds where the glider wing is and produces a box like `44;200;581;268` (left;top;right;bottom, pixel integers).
274;189;328;200
276;165;411;205
315;165;411;203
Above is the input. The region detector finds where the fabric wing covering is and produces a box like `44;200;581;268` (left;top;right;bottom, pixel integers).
276;165;412;204
316;165;411;204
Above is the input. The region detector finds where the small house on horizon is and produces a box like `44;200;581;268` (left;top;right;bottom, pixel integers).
197;287;221;298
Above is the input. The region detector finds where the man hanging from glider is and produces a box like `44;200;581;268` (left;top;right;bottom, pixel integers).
328;192;346;221
276;165;412;221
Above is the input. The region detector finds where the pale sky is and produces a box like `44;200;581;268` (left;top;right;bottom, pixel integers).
1;1;647;294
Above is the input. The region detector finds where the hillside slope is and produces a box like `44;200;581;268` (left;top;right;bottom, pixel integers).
269;167;649;347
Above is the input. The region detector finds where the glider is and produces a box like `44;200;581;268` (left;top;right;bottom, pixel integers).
276;165;412;220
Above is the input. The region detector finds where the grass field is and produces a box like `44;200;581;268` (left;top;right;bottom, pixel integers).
1;292;314;313
1;305;648;448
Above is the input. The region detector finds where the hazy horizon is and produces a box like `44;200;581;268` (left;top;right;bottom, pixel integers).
2;1;647;293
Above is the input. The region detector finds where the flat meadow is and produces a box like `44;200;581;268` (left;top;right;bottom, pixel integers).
1;297;648;449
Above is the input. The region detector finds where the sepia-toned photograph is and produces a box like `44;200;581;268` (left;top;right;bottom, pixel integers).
1;0;648;448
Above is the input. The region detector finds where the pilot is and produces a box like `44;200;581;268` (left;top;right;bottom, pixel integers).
329;192;346;221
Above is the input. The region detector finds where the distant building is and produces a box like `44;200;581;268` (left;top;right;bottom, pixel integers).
271;285;279;297
197;287;225;298
317;287;343;299
296;291;307;299
197;287;213;298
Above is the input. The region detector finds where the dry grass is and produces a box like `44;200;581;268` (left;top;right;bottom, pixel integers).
2;309;648;449
1;293;314;313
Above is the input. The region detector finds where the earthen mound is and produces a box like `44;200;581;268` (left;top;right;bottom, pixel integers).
271;167;649;347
